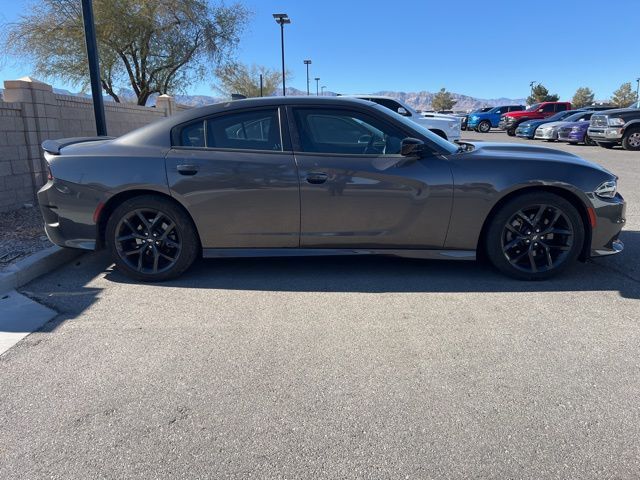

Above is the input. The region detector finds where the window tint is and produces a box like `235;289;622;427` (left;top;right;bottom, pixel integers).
179;121;205;147
293;108;406;155
540;104;556;113
207;109;280;150
509;105;524;112
556;103;568;112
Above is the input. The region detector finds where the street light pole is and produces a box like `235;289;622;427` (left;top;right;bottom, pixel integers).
321;86;326;96
314;77;320;96
304;60;312;95
272;13;291;96
529;80;536;101
636;77;640;102
81;0;107;136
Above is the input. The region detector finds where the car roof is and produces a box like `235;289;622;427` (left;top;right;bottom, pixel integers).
114;96;378;148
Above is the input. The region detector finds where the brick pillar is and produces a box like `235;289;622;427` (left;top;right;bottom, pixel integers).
155;94;176;117
3;77;62;189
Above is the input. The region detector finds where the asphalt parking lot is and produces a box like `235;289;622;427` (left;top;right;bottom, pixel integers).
1;131;639;479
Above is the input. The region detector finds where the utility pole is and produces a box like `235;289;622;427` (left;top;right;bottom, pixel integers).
321;85;326;96
273;13;291;96
315;77;320;96
636;77;640;102
304;60;312;95
260;74;263;97
81;0;107;136
529;81;537;101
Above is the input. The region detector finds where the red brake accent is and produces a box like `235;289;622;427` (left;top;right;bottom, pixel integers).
93;201;105;223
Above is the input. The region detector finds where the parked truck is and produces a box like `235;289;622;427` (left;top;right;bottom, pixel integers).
587;101;640;151
498;101;572;136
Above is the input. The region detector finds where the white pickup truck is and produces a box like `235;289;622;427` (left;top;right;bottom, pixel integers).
345;95;461;142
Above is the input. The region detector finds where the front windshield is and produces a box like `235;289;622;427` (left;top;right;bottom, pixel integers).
563;111;591;122
373;104;458;154
628;100;640;109
526;103;541;111
545;111;571;122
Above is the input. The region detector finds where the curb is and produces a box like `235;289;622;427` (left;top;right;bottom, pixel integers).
0;246;84;293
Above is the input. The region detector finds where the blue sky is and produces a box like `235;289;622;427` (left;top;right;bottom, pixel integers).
1;0;638;100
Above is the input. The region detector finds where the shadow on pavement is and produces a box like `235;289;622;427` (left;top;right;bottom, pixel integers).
102;230;640;300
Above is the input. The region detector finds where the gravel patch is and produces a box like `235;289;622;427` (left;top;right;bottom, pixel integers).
0;205;51;271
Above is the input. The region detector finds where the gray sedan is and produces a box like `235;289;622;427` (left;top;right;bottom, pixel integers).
38;97;626;281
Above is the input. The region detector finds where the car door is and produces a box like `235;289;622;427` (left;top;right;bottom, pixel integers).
165;106;300;248
491;107;507;126
288;105;453;249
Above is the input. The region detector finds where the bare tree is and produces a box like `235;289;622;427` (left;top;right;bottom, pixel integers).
4;0;250;105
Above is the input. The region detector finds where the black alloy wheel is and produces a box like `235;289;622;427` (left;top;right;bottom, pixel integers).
485;192;584;280
106;195;199;281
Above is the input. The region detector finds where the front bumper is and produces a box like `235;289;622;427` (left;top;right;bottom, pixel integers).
515;126;535;138
587;127;623;142
590;193;626;258
498;118;518;130
534;129;558;140
558;130;585;142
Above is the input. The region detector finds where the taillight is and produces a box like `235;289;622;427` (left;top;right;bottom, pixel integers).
46;165;53;181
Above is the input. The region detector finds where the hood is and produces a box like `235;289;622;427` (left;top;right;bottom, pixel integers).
421;112;458;120
504;110;538;118
519;119;549;128
559;121;589;129
535;121;567;130
463;142;610;173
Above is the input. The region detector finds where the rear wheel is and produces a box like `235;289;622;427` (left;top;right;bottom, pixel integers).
478;120;491;133
622;127;640;151
485;192;584;280
106;195;199;282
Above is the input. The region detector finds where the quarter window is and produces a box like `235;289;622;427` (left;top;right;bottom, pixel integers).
175;109;281;151
293;108;406;155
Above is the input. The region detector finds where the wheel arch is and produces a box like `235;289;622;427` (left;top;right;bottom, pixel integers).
476;186;593;261
96;189;201;249
429;129;447;139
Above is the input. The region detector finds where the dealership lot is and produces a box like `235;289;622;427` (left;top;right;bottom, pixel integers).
1;131;639;478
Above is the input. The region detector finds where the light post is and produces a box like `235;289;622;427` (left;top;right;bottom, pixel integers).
636;77;640;102
304;60;312;95
529;80;537;101
272;13;291;96
321;86;326;96
81;0;107;136
314;77;320;96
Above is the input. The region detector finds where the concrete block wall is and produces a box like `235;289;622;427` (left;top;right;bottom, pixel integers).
0;77;192;212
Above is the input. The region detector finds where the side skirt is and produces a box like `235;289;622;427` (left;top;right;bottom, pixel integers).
202;248;476;261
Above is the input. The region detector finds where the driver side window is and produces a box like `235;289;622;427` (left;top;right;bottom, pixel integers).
292;108;405;156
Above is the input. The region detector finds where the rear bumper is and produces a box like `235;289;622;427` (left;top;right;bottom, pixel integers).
37;180;100;251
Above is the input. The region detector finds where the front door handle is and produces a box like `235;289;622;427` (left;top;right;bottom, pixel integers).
306;172;328;184
177;164;199;176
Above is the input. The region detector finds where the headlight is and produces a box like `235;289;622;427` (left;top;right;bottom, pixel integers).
607;118;625;126
469;116;478;120
571;126;582;132
595;180;617;198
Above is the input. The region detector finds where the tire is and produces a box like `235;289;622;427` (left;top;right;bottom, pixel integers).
597;142;615;149
568;142;578;145
484;192;584;280
507;128;516;136
478;120;491;133
621;127;640;151
106;195;199;282
584;135;596;146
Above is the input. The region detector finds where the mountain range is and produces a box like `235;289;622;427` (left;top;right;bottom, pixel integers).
1;86;527;112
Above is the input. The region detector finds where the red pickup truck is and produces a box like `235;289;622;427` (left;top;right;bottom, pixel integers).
498;101;572;136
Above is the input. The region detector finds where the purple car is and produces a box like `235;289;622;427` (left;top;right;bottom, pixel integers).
557;113;596;145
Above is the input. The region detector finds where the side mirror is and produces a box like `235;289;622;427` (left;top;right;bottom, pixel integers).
397;107;410;116
401;137;425;157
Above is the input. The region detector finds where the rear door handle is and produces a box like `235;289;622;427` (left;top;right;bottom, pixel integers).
177;164;199;176
306;172;328;184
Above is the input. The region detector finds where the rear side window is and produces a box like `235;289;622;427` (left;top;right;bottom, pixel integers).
556;103;568;112
174;108;281;151
509;106;524;112
540;104;555;113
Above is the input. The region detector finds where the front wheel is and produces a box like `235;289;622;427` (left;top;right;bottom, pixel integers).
622;127;640;151
106;195;199;282
506;128;516;136
478;120;491;133
485;192;584;280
